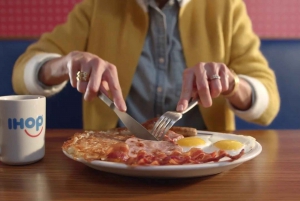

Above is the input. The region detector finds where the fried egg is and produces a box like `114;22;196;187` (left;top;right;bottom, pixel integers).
177;136;212;152
177;133;256;155
202;134;256;155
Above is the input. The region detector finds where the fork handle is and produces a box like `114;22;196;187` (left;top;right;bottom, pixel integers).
181;99;199;114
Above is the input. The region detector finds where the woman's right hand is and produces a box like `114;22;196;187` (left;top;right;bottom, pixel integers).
38;51;126;111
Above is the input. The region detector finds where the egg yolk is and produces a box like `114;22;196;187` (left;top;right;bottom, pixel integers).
177;137;206;147
213;140;243;150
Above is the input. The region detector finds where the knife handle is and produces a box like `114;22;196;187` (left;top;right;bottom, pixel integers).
98;91;116;110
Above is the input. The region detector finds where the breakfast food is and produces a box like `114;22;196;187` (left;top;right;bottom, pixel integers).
62;121;256;166
141;117;198;137
177;134;256;155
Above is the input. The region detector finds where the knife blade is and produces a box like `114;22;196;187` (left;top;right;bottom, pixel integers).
98;91;158;141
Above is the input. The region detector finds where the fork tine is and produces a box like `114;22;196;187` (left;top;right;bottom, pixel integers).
159;118;172;135
151;116;164;136
151;99;199;140
153;117;170;138
157;120;176;140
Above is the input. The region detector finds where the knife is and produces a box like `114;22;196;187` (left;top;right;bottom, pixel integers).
98;91;158;141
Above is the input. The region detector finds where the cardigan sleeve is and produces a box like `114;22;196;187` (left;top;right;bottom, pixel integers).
227;0;280;125
12;0;94;95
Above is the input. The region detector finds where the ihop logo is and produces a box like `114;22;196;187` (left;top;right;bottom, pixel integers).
8;115;44;137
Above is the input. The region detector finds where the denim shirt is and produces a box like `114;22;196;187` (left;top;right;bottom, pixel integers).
119;0;206;130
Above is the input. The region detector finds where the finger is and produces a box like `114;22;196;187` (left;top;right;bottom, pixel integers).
99;80;111;99
67;51;84;87
100;84;110;97
68;59;81;88
191;89;198;100
195;63;211;107
209;79;222;98
103;63;127;111
177;68;194;112
206;63;222;98
101;80;109;91
84;58;105;101
77;57;90;94
219;64;229;92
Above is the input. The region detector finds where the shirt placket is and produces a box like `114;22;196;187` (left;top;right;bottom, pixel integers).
150;4;168;117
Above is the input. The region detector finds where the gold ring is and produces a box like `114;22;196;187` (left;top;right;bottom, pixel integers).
76;71;90;82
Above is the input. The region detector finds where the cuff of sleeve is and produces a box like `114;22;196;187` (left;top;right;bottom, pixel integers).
24;53;68;97
227;75;269;121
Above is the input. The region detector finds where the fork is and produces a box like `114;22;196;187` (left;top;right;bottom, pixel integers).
151;99;199;140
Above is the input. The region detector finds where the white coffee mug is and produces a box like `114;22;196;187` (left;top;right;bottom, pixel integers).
0;95;46;165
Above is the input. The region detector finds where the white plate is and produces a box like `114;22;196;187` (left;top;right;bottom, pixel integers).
63;131;262;178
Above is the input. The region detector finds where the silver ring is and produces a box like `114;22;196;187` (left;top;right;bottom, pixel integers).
209;74;221;80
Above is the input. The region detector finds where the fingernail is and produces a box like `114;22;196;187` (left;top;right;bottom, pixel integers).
177;104;184;112
121;103;127;112
116;102;127;112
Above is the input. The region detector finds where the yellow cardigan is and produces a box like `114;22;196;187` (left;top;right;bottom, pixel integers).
12;0;280;131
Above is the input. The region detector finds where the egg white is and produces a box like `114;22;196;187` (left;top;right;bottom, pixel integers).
202;133;256;155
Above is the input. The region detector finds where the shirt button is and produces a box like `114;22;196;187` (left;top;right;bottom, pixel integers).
157;87;163;93
169;0;175;6
159;57;165;64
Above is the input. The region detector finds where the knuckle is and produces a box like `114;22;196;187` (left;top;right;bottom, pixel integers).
89;57;100;67
69;51;79;57
219;63;226;69
109;84;120;92
181;87;190;95
198;84;209;93
197;80;207;88
87;84;98;94
197;62;205;67
183;69;193;78
205;62;213;67
194;62;205;71
98;59;105;65
219;63;227;72
79;57;89;66
83;56;90;63
210;62;218;70
107;64;117;72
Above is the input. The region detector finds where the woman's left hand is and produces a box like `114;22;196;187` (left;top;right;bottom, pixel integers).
176;62;240;111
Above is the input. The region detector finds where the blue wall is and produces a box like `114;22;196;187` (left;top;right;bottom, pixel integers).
1;39;299;129
0;40;82;128
236;40;300;129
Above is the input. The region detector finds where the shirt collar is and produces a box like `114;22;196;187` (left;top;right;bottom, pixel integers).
144;0;183;7
136;0;185;12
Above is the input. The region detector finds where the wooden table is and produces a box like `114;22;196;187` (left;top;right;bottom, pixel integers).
0;129;299;201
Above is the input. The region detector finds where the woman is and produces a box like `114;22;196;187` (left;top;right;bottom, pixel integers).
12;0;280;131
